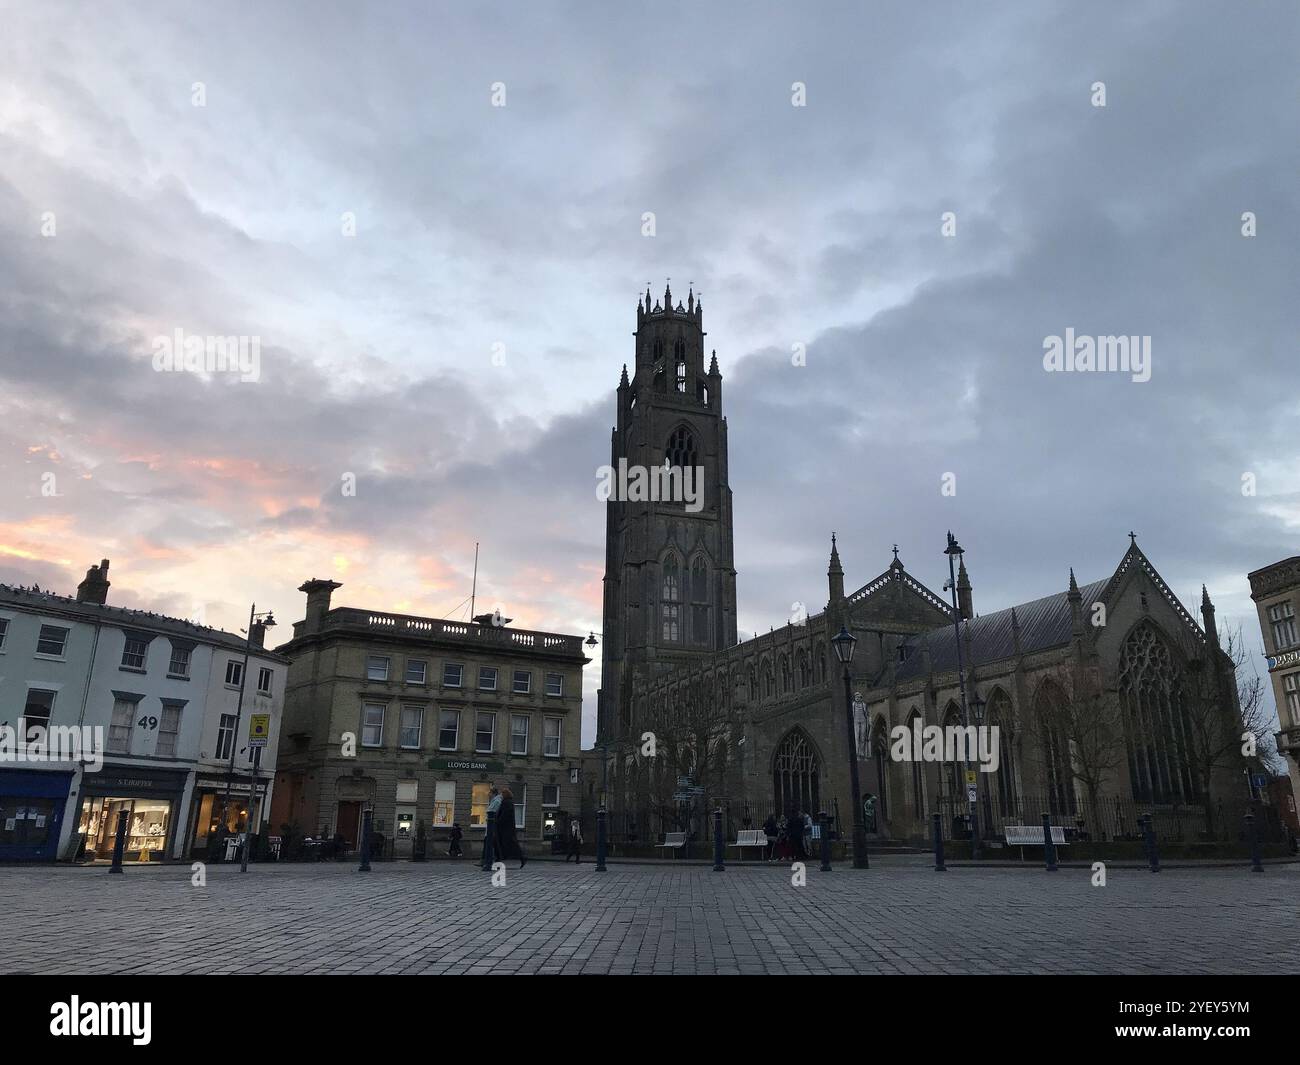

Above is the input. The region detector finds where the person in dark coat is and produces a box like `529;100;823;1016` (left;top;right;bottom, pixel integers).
787;806;807;860
494;786;527;868
565;815;583;863
448;822;463;858
762;813;779;862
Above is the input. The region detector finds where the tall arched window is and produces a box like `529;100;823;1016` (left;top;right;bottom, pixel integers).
661;555;680;642
779;655;790;693
762;661;774;698
797;651;811;688
942;702;964;803
674;338;687;393
907;710;925;817
690;556;709;647
871;717;890;820
1118;622;1196;803
652;339;666;393
666;426;697;469
772;729;820;815
988;688;1018;817
1033;680;1078;815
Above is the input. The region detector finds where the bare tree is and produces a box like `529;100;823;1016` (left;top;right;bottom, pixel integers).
1176;624;1272;833
1024;658;1127;837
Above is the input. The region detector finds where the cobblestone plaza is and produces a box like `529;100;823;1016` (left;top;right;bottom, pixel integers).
5;858;1298;976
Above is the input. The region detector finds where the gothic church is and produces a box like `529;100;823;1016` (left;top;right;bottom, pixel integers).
596;288;1248;844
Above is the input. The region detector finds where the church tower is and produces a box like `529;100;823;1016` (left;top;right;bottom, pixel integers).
597;283;738;749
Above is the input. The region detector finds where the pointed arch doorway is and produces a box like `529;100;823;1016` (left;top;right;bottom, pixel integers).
772;729;821;815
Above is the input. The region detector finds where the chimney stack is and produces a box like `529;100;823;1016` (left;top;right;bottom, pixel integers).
299;578;343;633
76;559;111;604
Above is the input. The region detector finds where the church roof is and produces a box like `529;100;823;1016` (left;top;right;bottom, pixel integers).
894;577;1110;681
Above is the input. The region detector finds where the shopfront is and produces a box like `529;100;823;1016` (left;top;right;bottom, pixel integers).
186;776;266;859
0;769;74;861
76;765;190;862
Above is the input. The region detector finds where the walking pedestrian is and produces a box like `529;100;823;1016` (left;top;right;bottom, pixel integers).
495;785;527;868
762;813;778;862
565;815;583;863
448;822;463;858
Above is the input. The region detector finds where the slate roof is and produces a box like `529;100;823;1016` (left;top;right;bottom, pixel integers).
0;583;285;659
894;577;1110;681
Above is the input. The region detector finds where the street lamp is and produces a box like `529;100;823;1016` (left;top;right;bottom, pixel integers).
831;625;868;869
944;533;980;860
221;605;276;866
970;689;988;843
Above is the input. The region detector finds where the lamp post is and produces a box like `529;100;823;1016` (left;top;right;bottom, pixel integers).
944;533;979;860
219;605;276;859
831;625;868;869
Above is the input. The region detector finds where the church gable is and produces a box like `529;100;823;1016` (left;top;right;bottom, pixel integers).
845;558;952;632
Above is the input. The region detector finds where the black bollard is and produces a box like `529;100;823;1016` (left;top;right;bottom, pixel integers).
358;810;372;873
932;812;946;872
481;809;497;871
1041;812;1058;872
595;806;608;872
818;811;832;872
1246;812;1264;873
1137;815;1151;866
108;809;129;874
1142;815;1160;873
712;808;725;872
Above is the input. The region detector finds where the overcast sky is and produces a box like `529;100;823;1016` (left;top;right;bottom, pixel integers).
2;1;1296;744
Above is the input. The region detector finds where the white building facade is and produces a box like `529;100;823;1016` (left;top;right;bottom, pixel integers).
0;561;286;862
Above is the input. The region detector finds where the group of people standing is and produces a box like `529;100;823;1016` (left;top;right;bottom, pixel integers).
762;808;814;862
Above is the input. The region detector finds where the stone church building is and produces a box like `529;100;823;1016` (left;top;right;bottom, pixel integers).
596;287;1248;844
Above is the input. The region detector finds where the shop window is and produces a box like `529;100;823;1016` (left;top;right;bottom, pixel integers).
1285;673;1300;729
361;704;385;747
406;659;427;684
543;716;562;757
366;655;389;681
512;670;531;695
399;706;423;749
470;782;490;829
545;673;564;697
0;798;57;846
433;781;455;827
438;709;459;751
510;714;530;755
36;625;69;657
479;666;498;691
216;713;237;761
155;705;182;757
475;712;495;753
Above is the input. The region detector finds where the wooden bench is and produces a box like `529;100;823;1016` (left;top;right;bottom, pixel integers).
656;831;687;857
1004;824;1067;860
730;829;769;861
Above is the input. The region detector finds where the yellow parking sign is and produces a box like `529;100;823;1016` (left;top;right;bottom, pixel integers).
249;713;270;748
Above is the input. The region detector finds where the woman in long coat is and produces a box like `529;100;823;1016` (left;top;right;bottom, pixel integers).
495;785;527;868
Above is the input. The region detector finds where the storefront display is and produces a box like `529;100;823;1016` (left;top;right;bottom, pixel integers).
0;769;74;861
76;765;189;862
